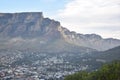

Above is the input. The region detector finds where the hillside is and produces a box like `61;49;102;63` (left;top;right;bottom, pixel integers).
64;61;120;80
95;46;120;62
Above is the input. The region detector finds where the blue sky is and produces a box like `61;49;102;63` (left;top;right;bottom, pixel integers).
0;0;120;39
0;0;68;16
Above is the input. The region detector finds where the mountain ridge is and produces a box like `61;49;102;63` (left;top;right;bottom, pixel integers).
0;12;120;51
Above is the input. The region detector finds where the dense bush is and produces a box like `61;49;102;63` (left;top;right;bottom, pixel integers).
64;61;120;80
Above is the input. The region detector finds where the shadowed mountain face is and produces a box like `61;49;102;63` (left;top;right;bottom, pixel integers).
93;46;120;62
0;12;120;51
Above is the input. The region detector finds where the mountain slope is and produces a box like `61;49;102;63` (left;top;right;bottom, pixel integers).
59;27;120;51
94;46;120;62
0;12;120;51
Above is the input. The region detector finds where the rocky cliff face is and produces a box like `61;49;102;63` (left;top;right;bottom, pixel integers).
0;12;60;39
0;12;120;51
59;27;120;51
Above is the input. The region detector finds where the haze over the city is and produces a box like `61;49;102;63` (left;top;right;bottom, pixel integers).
0;0;120;39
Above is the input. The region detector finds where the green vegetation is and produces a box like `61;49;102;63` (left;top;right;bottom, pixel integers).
64;61;120;80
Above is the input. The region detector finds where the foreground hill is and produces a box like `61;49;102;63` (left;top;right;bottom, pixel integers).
0;12;120;52
64;61;120;80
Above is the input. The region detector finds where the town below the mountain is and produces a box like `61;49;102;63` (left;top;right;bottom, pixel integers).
0;12;120;80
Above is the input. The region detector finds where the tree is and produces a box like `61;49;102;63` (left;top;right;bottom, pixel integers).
64;61;120;80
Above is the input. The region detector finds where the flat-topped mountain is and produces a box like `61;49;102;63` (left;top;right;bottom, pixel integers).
0;12;120;51
0;12;60;38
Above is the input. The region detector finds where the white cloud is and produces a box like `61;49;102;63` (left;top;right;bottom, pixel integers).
55;0;120;39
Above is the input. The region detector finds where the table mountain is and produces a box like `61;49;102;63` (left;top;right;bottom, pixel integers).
0;12;120;52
